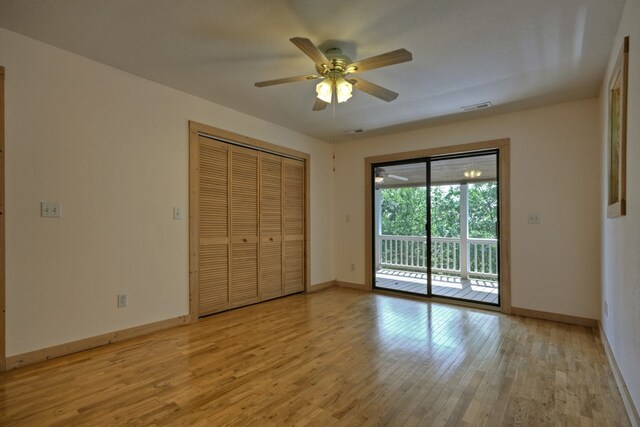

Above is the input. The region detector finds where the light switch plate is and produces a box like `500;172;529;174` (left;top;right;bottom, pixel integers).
527;213;540;224
173;207;184;220
41;202;61;218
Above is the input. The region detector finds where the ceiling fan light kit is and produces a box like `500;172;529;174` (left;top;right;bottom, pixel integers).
374;168;409;184
255;37;412;110
464;169;482;178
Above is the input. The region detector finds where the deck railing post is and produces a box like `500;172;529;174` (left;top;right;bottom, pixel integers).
460;184;469;279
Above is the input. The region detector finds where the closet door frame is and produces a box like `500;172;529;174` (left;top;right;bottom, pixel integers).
188;121;310;322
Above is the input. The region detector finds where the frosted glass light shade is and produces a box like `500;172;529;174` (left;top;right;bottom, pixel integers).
316;78;333;103
335;77;353;103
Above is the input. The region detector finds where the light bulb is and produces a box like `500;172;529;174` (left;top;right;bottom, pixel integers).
316;78;333;103
335;77;353;103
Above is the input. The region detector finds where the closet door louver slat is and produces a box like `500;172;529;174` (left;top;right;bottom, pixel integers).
283;158;305;295
197;137;229;316
230;146;259;308
259;153;283;301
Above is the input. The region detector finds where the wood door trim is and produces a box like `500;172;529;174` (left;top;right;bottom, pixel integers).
188;121;310;322
364;138;511;314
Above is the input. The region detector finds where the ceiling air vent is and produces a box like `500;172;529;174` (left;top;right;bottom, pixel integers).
461;102;493;112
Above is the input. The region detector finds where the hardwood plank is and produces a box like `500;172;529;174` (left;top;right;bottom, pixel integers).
0;288;629;426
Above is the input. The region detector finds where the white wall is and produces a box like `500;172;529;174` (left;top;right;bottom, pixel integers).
334;98;601;319
0;28;334;356
600;0;640;413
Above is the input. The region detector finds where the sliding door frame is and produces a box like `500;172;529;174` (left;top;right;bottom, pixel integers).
427;149;500;306
371;158;432;297
364;138;511;314
188;121;310;322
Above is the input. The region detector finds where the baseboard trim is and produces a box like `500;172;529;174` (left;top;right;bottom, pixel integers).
6;315;188;370
307;280;335;293
599;323;640;426
335;281;367;291
511;306;597;328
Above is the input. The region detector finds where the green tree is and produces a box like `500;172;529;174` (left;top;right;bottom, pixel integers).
381;187;427;236
429;185;460;237
380;182;497;238
468;183;497;238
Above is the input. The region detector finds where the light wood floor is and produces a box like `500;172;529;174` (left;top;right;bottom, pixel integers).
0;288;629;426
377;269;499;304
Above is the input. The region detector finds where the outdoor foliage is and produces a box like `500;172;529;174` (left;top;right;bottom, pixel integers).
468;183;498;238
381;183;497;238
430;186;460;238
380;187;427;237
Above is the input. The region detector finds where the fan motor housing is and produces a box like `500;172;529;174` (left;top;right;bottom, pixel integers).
316;48;354;76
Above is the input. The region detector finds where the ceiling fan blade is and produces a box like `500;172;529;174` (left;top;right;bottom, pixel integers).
387;174;409;181
349;77;399;102
255;74;320;87
290;37;330;67
348;49;412;73
312;98;329;111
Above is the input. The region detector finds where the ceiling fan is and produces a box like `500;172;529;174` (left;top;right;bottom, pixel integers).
255;37;412;111
375;168;408;184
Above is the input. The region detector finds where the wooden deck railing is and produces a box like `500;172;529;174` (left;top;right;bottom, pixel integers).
379;235;498;278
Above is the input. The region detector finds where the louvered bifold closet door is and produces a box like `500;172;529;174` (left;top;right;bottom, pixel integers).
259;153;283;301
198;137;229;316
230;145;259;308
283;158;305;295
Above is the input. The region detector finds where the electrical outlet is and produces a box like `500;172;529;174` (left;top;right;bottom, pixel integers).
350;263;355;272
345;214;351;223
527;213;540;224
117;294;127;308
604;300;608;317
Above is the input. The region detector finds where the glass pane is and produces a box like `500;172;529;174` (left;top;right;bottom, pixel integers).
430;153;499;305
374;162;428;296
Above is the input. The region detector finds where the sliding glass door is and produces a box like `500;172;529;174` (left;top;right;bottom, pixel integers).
372;150;500;306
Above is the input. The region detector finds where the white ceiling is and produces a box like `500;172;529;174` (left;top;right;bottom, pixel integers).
0;0;625;142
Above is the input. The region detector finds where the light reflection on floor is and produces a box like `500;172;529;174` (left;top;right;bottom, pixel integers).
373;295;500;355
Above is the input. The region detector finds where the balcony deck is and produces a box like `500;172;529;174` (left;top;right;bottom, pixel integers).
375;269;499;305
